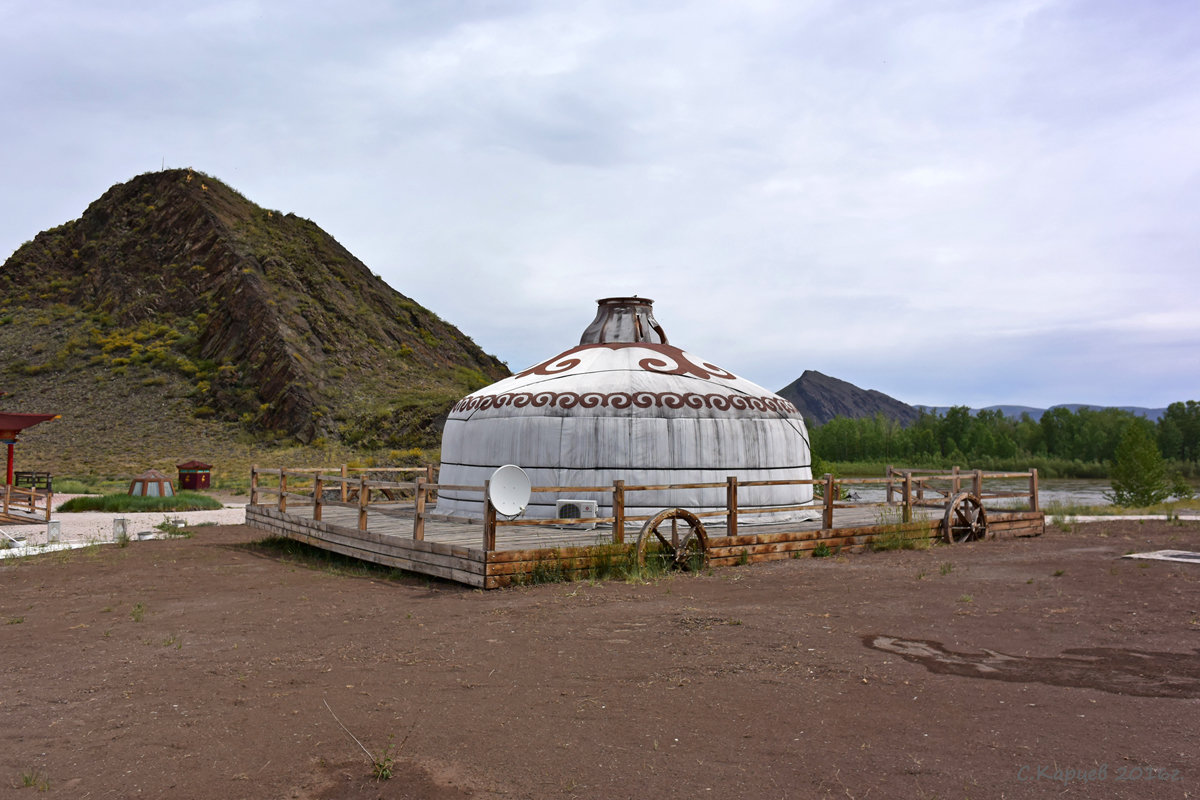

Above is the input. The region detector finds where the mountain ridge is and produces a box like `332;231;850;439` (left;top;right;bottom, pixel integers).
0;168;509;474
774;372;1169;426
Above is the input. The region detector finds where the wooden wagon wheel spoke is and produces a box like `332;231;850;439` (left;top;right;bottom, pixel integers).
943;493;988;544
653;528;675;552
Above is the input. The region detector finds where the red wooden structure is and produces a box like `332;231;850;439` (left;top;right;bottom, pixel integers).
0;412;60;486
177;460;212;490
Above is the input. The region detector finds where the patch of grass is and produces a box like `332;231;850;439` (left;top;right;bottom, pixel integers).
625;542;674;582
518;552;569;585
130;602;145;622
372;737;396;781
812;542;833;558
939;561;953;576
155;519;194;537
737;548;750;566
57;491;223;513
19;767;49;790
7;616;24;624
52;477;126;494
958;594;974;603
585;543;627;582
869;529;932;552
323;699;409;782
1053;569;1066;577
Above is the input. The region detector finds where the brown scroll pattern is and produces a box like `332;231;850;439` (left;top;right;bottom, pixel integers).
512;343;738;381
451;390;800;416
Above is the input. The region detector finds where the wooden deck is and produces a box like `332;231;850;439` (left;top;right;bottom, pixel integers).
1;486;52;525
246;498;1045;589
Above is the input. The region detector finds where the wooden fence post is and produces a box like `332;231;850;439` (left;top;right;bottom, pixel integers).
1029;468;1039;512
483;481;496;551
426;463;435;503
902;471;913;523
358;475;369;531
279;468;287;513
726;476;739;537
413;477;426;540
340;464;348;504
313;474;323;522
250;466;258;506
45;490;52;523
822;473;834;529
886;465;894;505
951;465;960;496
3;484;8;516
612;480;625;544
973;469;983;500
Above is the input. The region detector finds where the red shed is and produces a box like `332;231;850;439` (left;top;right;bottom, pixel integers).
177;460;212;491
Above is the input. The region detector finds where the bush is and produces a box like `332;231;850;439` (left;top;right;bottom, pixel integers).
57;491;223;513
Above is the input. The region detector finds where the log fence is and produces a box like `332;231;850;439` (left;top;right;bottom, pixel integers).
247;464;1045;588
250;464;1041;553
2;484;53;523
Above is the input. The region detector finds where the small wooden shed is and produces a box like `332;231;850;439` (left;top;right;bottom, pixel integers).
128;469;175;498
177;460;212;490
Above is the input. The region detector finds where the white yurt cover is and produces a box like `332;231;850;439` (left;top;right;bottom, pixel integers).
437;298;814;522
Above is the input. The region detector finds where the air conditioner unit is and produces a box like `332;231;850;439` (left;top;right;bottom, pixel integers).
556;499;598;530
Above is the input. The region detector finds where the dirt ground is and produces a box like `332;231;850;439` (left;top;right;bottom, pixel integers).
1;519;1198;799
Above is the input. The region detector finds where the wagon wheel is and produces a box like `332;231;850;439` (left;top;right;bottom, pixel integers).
635;508;709;571
943;493;987;543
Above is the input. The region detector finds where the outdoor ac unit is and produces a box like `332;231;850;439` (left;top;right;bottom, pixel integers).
556;499;598;530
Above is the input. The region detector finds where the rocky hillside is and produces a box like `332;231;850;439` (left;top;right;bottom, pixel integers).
0;169;508;475
777;370;919;427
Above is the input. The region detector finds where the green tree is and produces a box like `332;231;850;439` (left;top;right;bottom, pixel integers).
1106;422;1171;507
1160;401;1200;463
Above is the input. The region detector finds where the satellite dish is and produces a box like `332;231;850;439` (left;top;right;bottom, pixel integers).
488;464;531;517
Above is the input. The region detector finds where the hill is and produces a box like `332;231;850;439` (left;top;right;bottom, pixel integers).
921;404;1168;422
0;169;508;477
776;370;919;427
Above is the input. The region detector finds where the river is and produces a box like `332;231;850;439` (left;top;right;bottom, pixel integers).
842;477;1114;508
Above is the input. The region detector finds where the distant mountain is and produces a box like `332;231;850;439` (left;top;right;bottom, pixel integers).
0;168;509;474
777;370;919;426
777;369;1172;429
922;404;1168;422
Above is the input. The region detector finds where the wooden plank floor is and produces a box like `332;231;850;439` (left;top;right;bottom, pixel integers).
277;501;944;552
0;511;45;525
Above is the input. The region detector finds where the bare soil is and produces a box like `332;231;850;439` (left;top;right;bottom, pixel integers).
1;519;1198;799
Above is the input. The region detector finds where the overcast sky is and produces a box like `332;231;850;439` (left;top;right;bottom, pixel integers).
2;0;1197;409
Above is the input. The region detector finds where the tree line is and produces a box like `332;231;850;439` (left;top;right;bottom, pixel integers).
810;401;1200;479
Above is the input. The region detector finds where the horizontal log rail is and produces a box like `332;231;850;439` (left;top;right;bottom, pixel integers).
2;484;54;522
251;464;1040;552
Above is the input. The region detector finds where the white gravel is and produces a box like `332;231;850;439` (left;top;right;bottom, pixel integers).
1;495;247;558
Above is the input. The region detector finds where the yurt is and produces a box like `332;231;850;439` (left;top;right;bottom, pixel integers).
128;469;175;498
437;297;815;522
